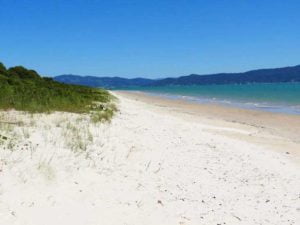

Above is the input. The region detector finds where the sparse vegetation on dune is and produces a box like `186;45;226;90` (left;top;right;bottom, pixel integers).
0;62;117;121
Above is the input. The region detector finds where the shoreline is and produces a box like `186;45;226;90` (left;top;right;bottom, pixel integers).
114;90;300;159
127;90;300;116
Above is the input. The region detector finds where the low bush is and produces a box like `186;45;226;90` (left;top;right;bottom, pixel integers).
0;62;116;121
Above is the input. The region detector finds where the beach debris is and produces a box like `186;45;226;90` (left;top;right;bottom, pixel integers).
157;200;163;206
232;214;242;221
0;134;8;140
126;146;136;159
154;163;162;174
135;200;143;208
145;160;151;171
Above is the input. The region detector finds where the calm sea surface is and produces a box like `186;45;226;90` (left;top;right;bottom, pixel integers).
120;83;300;115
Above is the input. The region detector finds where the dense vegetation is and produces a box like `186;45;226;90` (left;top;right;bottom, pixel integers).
0;62;116;121
54;64;300;88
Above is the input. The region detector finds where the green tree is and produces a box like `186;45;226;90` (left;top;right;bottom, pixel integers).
0;62;7;76
8;66;40;79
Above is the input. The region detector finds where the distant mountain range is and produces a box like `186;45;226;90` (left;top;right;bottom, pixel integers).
54;75;154;88
54;65;300;89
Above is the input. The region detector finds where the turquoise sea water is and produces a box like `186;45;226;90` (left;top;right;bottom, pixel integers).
121;83;300;115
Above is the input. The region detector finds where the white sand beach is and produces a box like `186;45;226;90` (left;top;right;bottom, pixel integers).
0;91;299;225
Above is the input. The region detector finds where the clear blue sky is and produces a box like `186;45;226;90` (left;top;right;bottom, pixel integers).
0;0;299;78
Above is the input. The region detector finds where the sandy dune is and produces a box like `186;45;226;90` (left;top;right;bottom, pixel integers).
0;92;299;225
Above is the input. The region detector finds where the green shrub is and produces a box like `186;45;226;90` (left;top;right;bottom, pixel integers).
0;62;7;76
0;62;117;119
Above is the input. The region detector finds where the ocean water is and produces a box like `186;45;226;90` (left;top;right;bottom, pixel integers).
121;83;300;115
